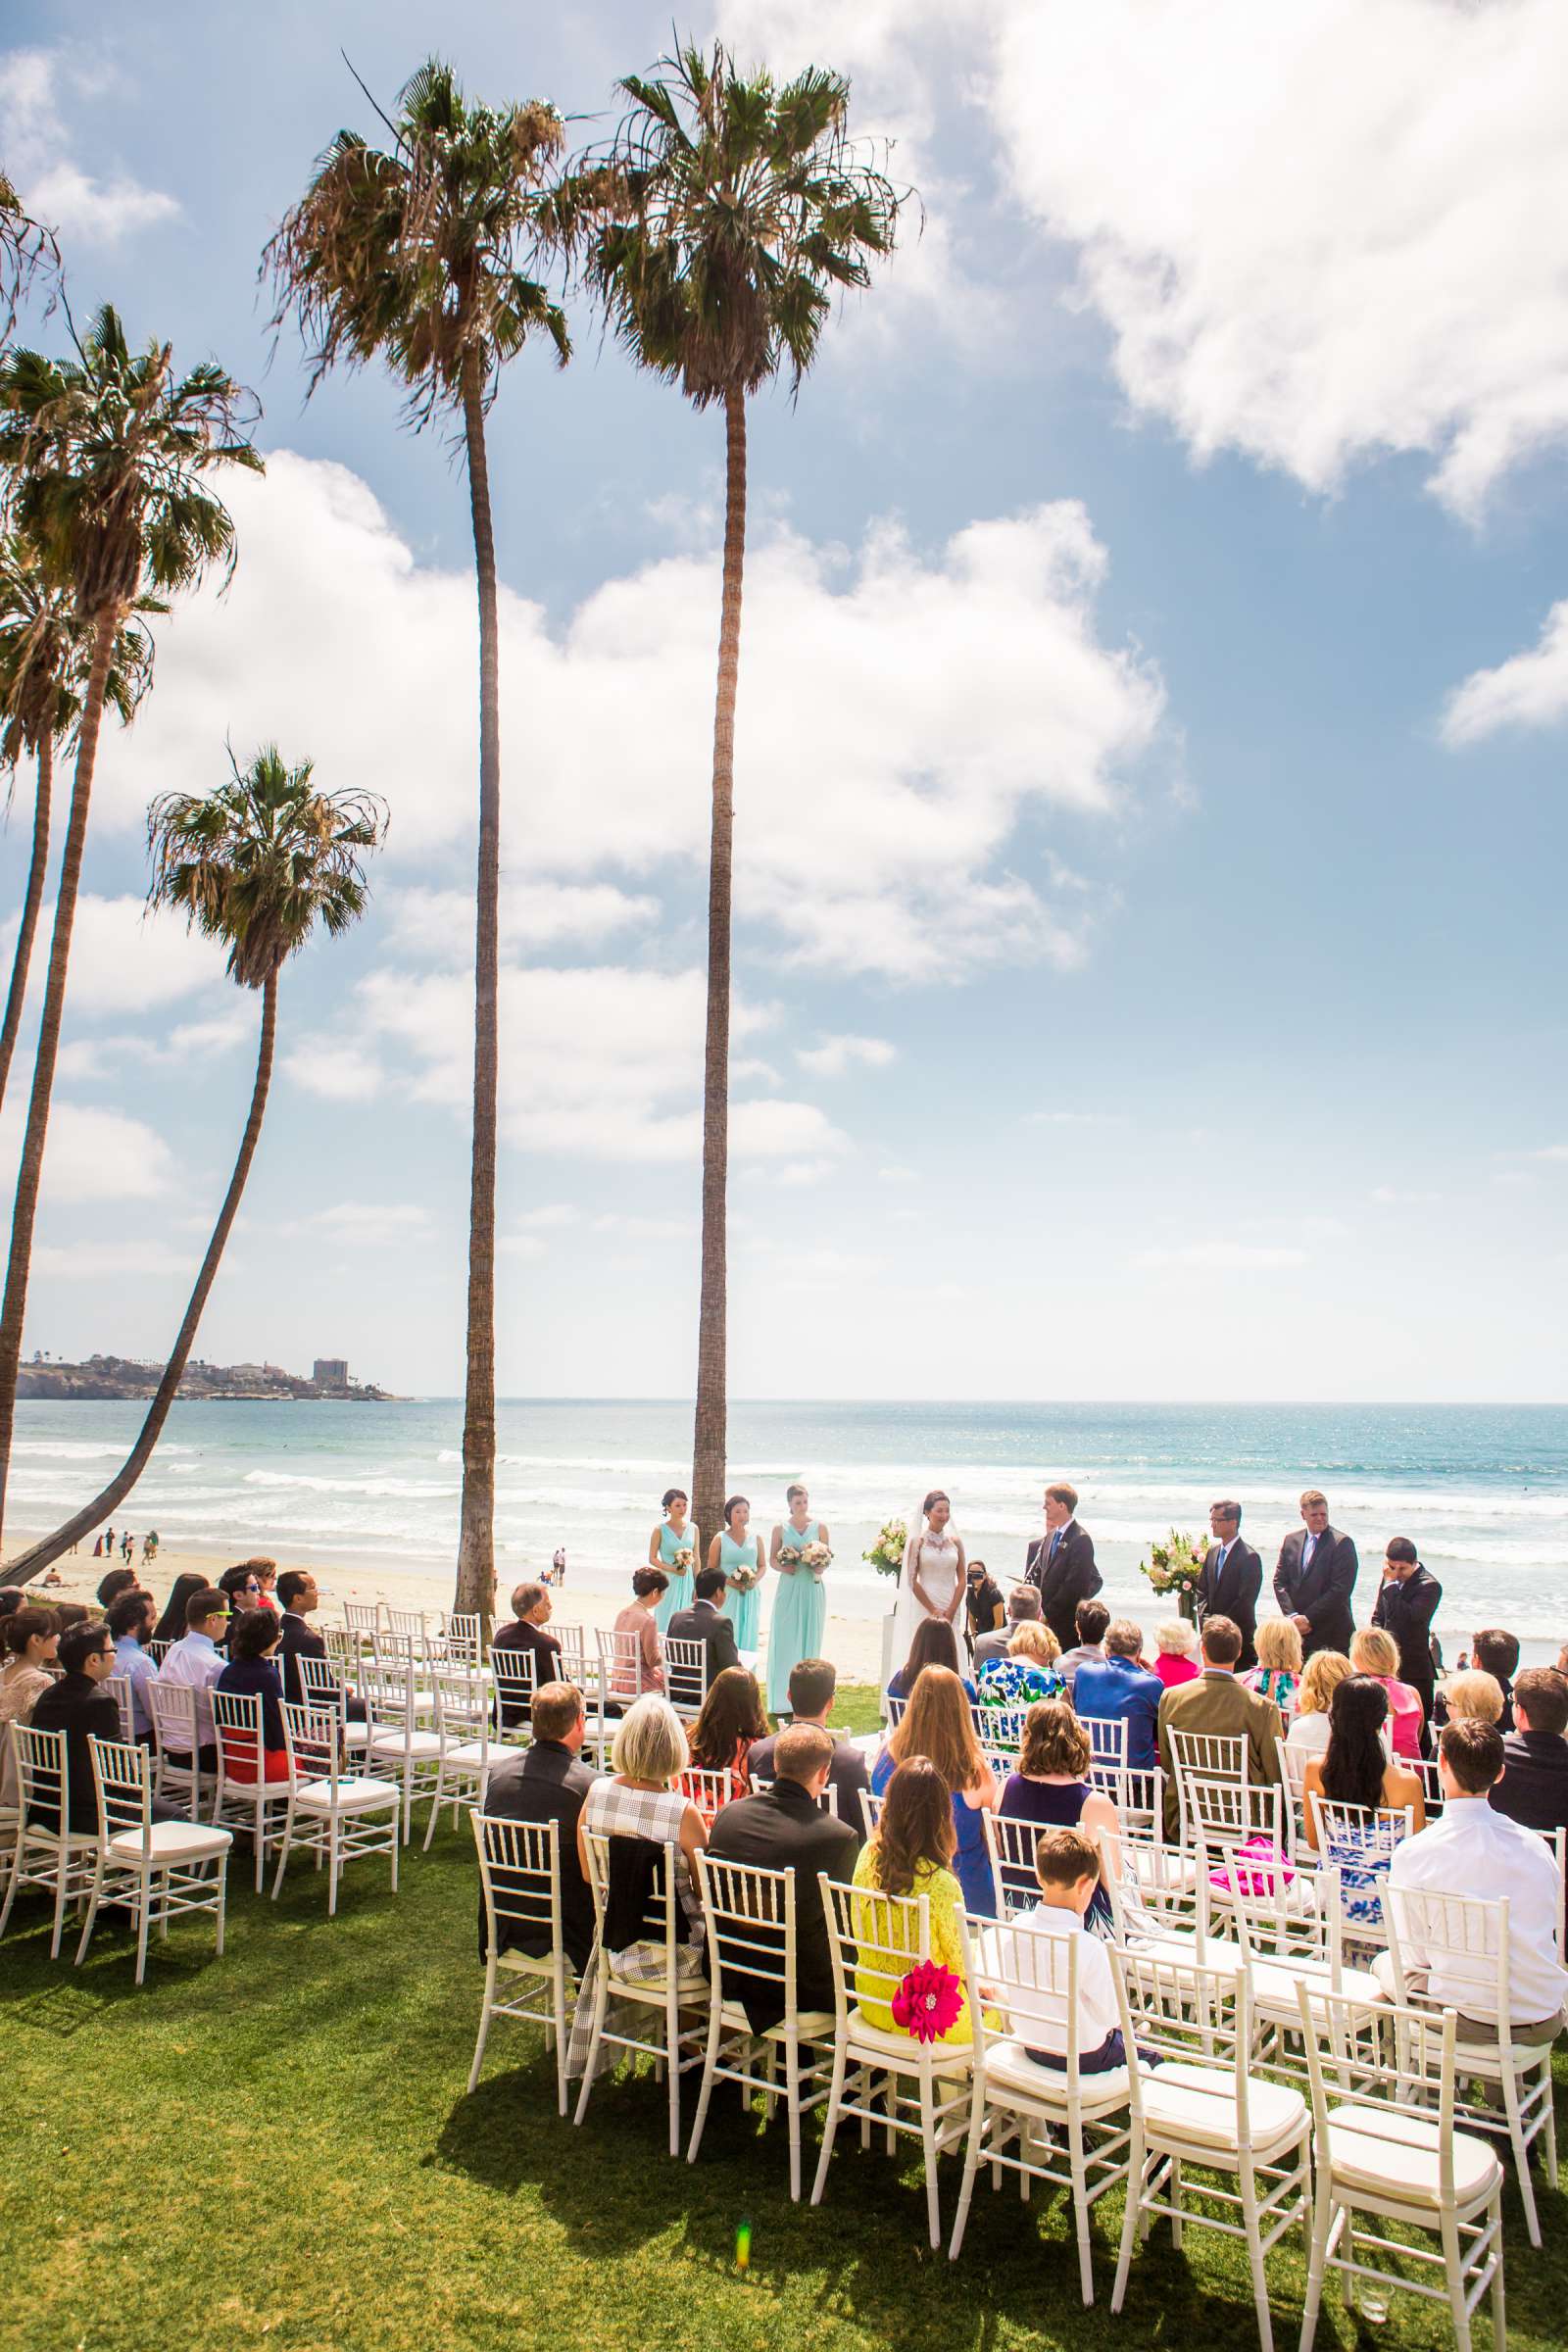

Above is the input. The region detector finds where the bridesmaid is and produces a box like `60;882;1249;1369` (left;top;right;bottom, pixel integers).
710;1494;765;1652
650;1487;698;1635
767;1481;830;1717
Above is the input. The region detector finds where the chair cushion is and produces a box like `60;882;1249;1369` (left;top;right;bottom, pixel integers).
1141;2061;1307;2158
1324;2104;1502;2207
714;2000;836;2040
294;1776;401;1812
982;2037;1132;2113
1250;1957;1382;2017
368;1730;443;1760
843;2010;974;2075
108;1820;232;1862
441;1740;493;1769
1124;1933;1245;1982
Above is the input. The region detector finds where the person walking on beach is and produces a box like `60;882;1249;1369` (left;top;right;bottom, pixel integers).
892;1491;965;1678
767;1483;829;1716
1024;1483;1102;1654
1273;1488;1358;1659
649;1489;698;1635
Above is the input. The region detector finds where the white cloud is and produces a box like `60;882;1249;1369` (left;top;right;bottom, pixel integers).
1371;1185;1442;1205
0;48;178;244
283;1043;385;1103
1441;603;1568;746
877;1165;919;1186
1133;1241;1308;1273
1528;1144;1568;1163
514;1203;580;1231
796;1033;898;1079
385;880;661;961
52;1005;251;1085
284;1200;432;1248
34;1239;192;1279
0;1102;174;1201
0;895;229;1018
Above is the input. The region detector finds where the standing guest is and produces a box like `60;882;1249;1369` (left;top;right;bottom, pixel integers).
1009;1829;1127;2077
491;1582;564;1687
107;1589;159;1740
1437;1669;1505;1729
276;1569;325;1705
1301;1676;1425;1931
152;1573;208;1648
710;1494;765;1651
998;1698;1119;1930
27;1620;122;1835
155;1588;230;1772
964;1561;1005;1661
705;1721;861;2025
1376;1719;1568;2040
1285;1649;1356;1760
975;1585;1040;1671
217;1564;263;1644
852;1757;982;2046
1024;1483;1102;1654
1273;1489;1358;1659
871;1665;999;1917
887;1617;976;1706
1349;1627;1425;1759
1197;1500;1262;1667
686;1666;768;1811
1074;1619;1163;1773
1470;1630;1519;1731
481;1681;599;1974
95;1564;139;1612
1151;1618;1201;1690
611;1567;667;1700
1155;1615;1283;1836
1056;1598;1110;1697
1491;1669;1568;1838
649;1488;698;1636
1243;1618;1303;1718
891;1491;966;1673
745;1657;870;1821
1370;1539;1442;1727
215;1609;293;1783
0;1605;61;1807
766;1483;830;1717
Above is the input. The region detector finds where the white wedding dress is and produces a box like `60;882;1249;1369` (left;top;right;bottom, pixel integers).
892;1527;962;1677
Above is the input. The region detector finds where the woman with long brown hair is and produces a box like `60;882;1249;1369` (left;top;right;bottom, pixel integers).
871;1664;998;1916
886;1614;977;1705
999;1698;1120;1929
686;1664;768;1813
852;1756;979;2044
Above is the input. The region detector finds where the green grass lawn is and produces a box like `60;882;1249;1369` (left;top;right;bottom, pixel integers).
3;1684;1562;2352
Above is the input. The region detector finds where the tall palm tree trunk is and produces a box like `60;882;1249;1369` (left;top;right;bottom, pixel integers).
0;732;52;1113
454;350;500;1628
0;607;117;1547
7;970;277;1582
691;384;748;1548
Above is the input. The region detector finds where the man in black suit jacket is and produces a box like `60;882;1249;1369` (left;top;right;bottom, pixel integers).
275;1568;325;1705
1197;1500;1262;1668
478;1682;599;1973
1273;1489;1358;1660
745;1656;869;1821
705;1723;860;2025
1024;1482;1102;1653
1491;1671;1568;1840
29;1620;130;1835
1370;1540;1442;1725
665;1567;740;1707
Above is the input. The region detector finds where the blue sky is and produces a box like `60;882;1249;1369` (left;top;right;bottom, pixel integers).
1;0;1564;1402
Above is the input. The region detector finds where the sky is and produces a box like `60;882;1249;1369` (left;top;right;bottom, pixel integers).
0;0;1564;1404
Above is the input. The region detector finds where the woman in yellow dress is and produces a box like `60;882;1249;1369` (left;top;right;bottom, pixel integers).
852;1755;984;2045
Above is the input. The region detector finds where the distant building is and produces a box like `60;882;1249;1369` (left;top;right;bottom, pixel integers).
314;1357;349;1392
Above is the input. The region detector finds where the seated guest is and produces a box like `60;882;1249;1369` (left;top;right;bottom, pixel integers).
1151;1617;1200;1690
706;1721;861;2023
0;1588;23;1621
1376;1719;1568;2040
663;1566;740;1702
275;1569;324;1704
611;1567;668;1699
1470;1629;1519;1731
1285;1649;1355;1759
747;1658;870;1821
1491;1668;1568;1838
0;1604;61;1807
1349;1626;1425;1758
963;1560;1005;1660
1056;1598;1110;1697
1009;1828;1126;2076
1156;1615;1284;1837
151;1573;208;1647
250;1559;280;1611
215;1608;293;1781
852;1757;982;2046
1242;1617;1303;1718
686;1666;768;1814
156;1588;230;1771
1073;1618;1162;1772
999;1699;1119;1929
887;1616;976;1705
1437;1668;1505;1730
481;1681;599;1974
1301;1675;1425;1932
1370;1538;1441;1727
216;1563;264;1643
27;1620;122;1835
492;1581;564;1724
95;1564;140;1612
872;1665;998;1916
576;1696;708;1985
107;1588;159;1740
975;1617;1063;1706
974;1585;1042;1672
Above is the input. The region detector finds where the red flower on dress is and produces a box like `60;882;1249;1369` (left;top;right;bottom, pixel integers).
891;1959;963;2042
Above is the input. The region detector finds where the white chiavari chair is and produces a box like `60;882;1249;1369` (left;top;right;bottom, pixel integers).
0;1724;100;1956
1304;1795;1413;1955
1078;1713;1128;1792
1207;1851;1381;2078
490;1646;539;1746
664;1637;710;1723
442;1611;482;1666
425;1661;501;1848
1166;1728;1249;1850
211;1689;298;1891
76;1736;231;1982
470;1813;575;2112
298;1651;374;1761
363;1646;444;1843
147;1679;212;1823
272;1700;401;1913
858;1788;883;1840
144;1638;172;1668
104;1673;137;1746
572;1832;707;2157
675;1766;733;1829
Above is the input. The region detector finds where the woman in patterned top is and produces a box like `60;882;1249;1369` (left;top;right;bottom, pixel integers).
1301;1675;1425;1932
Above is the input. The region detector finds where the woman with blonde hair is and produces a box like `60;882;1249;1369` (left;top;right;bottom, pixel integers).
1008;1621;1060;1668
576;1694;708;1980
871;1664;998;1915
1286;1648;1355;1758
998;1698;1119;1929
1349;1626;1425;1757
1243;1617;1303;1717
852;1757;981;2045
1438;1668;1504;1727
976;1614;1065;1707
1151;1616;1200;1690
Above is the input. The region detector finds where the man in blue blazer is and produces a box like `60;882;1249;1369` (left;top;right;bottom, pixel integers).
1072;1619;1163;1772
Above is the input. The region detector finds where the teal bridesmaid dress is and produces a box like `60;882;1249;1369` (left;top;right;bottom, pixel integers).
767;1518;827;1715
720;1527;761;1650
654;1519;695;1633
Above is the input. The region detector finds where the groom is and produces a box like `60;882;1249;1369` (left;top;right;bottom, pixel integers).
1025;1482;1102;1653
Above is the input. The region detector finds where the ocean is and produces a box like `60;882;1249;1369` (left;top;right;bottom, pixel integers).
9;1396;1566;1653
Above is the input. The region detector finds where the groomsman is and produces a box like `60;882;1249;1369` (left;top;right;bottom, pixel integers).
1273;1488;1358;1659
1371;1538;1442;1728
1025;1482;1102;1653
1196;1500;1262;1668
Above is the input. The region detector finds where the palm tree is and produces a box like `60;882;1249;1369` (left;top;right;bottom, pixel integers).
0;170;56;347
0;534;161;1111
567;41;903;1544
7;747;384;1582
0;304;261;1547
265;59;569;1630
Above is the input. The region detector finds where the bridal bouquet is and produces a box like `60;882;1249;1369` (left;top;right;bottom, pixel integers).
801;1540;832;1581
671;1544;694;1574
862;1519;907;1580
729;1561;760;1592
1139;1530;1205;1601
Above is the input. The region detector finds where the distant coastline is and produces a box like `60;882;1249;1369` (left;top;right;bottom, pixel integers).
16;1352;394;1403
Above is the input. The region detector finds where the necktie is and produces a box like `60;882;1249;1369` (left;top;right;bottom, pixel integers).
1050;1529;1062;1561
1302;1534;1316;1574
1215;1544;1227;1579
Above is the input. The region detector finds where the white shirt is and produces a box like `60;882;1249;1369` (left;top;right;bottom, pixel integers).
1388;1797;1568;2026
1287;1711;1393;1763
1004;1905;1120;2056
156;1631;223;1749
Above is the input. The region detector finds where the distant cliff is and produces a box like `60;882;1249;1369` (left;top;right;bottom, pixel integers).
17;1353;394;1402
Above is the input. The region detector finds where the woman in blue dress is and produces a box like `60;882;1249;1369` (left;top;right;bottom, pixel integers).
710;1494;765;1652
767;1481;830;1716
649;1487;698;1635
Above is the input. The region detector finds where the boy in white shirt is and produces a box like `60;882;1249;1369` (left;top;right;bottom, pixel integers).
1010;1827;1125;2073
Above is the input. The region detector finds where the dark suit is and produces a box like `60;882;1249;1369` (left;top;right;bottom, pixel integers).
28;1673;122;1835
704;1779;859;2025
478;1738;599;1974
1370;1567;1442;1720
1197;1540;1262;1668
664;1599;739;1706
1024;1520;1102;1653
490;1620;564;1727
1491;1732;1568;1840
278;1610;325;1706
1273;1524;1358;1659
747;1728;869;1823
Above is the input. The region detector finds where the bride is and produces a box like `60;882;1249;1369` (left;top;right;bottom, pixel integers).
891;1490;967;1676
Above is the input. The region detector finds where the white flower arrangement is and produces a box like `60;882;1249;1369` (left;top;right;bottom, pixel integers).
801;1540;832;1580
862;1518;907;1580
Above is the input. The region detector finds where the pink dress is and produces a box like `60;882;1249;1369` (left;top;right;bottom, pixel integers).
1372;1673;1424;1758
1152;1653;1200;1691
